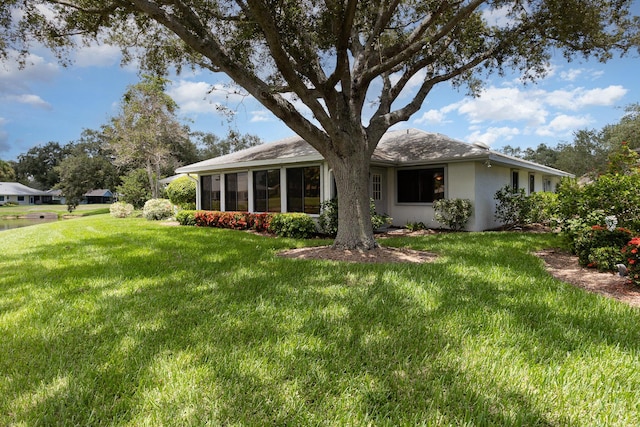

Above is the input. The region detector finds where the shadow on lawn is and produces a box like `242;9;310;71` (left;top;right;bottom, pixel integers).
1;224;639;425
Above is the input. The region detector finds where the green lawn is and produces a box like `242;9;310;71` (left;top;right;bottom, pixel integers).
1;215;638;426
0;203;112;218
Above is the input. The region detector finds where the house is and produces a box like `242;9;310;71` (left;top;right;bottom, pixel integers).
0;182;53;205
175;128;572;231
83;189;114;204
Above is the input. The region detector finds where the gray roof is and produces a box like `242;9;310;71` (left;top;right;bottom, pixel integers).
176;128;571;177
0;182;50;196
84;189;113;197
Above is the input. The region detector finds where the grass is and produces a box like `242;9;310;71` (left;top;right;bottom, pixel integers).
0;203;112;218
1;215;639;426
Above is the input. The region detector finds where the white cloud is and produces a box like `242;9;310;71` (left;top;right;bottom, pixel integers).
545;85;627;110
74;43;122;67
4;94;52;110
250;110;271;123
168;80;250;114
535;114;592;137
455;86;548;125
414;109;448;125
559;68;584;82
0;52;59;93
466;126;520;146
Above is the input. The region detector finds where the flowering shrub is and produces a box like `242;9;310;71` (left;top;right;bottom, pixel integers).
318;198;392;236
142;198;174;220
194;211;272;233
109;201;134;218
621;237;640;286
574;225;633;271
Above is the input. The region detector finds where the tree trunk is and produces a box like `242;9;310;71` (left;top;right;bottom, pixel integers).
328;151;378;250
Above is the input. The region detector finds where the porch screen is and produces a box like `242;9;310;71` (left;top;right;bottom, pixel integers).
200;174;221;210
286;166;320;214
397;168;445;203
254;169;281;212
225;172;248;211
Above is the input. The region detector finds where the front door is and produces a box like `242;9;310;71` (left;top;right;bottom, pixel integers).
370;167;387;215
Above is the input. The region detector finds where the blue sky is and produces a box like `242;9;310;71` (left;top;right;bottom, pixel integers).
1;20;639;162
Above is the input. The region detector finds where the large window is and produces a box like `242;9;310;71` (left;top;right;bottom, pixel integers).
200;175;221;210
512;170;520;190
254;169;281;212
287;166;320;214
397;167;445;203
225;172;248;211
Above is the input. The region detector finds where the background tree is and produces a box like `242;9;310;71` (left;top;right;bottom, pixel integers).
0;160;16;181
192;130;263;160
56;129;122;211
4;1;639;249
106;75;188;199
13;142;67;189
117;169;152;209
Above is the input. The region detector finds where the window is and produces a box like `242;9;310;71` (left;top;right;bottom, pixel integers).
287;166;320;214
512;170;519;191
225;172;248;211
17;196;24;202
371;173;382;201
543;177;552;192
529;173;535;194
397;168;445;203
0;196;4;201
254;169;281;212
200;175;221;210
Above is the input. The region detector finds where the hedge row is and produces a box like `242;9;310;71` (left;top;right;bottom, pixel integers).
177;210;318;239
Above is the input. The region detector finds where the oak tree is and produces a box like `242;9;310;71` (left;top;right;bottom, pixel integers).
3;0;639;248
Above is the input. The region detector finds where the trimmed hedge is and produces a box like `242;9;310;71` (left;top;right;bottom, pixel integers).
268;213;317;239
194;211;272;232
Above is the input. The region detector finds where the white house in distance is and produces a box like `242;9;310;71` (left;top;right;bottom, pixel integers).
0;182;52;205
175;128;572;231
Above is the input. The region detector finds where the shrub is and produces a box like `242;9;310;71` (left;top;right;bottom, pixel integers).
406;221;427;231
433;198;473;231
142;198;174;220
621;237;640;286
318;198;392;237
1;201;19;207
193;211;272;232
109;201;134;218
526;191;560;225
176;210;197;226
573;225;633;270
268;213;317;238
165;176;196;210
494;185;530;228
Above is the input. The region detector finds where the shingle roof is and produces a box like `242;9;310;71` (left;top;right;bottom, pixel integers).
0;182;49;196
176;128;571;177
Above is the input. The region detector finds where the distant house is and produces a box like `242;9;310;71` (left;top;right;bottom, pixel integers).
84;189;114;204
175;128;572;231
0;182;52;205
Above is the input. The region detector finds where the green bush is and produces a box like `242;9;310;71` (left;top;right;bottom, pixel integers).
142;198;174;221
526;191;560;225
433;198;473;231
176;210;197;226
573;225;633;270
1;201;19;207
406;221;427;231
268;213;317;239
494;185;530;228
165;176;196;210
318;198;392;237
109;201;134;218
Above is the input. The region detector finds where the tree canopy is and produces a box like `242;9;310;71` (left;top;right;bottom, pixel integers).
3;0;639;248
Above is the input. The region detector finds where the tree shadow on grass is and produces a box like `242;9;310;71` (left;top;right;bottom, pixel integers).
1;224;639;425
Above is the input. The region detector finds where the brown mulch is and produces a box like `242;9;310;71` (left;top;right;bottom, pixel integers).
534;249;640;308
